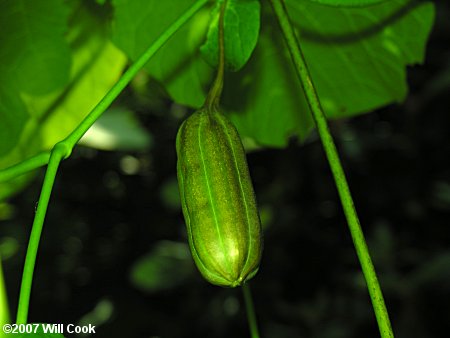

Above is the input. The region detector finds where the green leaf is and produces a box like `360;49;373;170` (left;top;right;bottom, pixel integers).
112;0;213;108
224;29;311;146
111;0;434;147
226;0;435;146
0;84;28;157
0;2;127;200
129;241;194;292
200;0;261;71
0;0;71;95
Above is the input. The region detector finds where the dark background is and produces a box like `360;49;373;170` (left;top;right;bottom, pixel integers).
1;1;449;337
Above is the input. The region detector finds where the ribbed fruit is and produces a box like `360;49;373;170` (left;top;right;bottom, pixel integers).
176;108;262;287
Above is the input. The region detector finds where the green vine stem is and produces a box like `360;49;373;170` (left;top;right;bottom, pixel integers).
14;0;208;324
268;0;394;337
16;144;67;324
203;3;261;336
0;153;50;183
0;255;10;328
204;0;227;111
242;283;260;338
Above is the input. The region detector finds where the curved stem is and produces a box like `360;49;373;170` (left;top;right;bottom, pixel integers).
14;0;208;324
268;0;394;337
16;143;68;324
204;0;227;111
242;283;260;338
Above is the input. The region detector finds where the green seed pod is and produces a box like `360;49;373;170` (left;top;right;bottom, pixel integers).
176;108;262;287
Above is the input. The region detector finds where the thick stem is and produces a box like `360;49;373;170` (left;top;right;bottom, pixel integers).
268;0;394;337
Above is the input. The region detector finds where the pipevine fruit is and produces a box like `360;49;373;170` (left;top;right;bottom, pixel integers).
176;107;262;287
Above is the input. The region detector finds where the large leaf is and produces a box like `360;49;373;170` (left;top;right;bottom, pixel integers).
0;3;127;200
0;0;71;157
226;0;435;146
112;0;213;108
200;0;261;71
112;0;434;147
0;84;28;157
0;0;71;95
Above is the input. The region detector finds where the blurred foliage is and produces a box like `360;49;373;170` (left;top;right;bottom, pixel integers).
79;108;152;152
130;241;194;293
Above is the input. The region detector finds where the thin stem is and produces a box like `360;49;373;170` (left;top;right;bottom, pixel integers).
268;0;394;337
242;283;260;338
204;0;227;111
14;0;208;324
0;152;50;183
0;255;10;326
16;143;68;324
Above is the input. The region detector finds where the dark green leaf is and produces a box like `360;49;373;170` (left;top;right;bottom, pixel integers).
226;0;435;145
200;0;261;71
0;0;71;95
111;0;434;147
112;0;213;108
0;3;127;200
0;84;28;157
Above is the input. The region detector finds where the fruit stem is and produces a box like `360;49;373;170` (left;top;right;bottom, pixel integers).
204;0;227;111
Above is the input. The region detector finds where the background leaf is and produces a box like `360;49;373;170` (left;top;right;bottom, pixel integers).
112;0;213;108
200;0;261;71
0;0;71;95
0;2;127;200
226;0;435;146
0;0;71;158
0;84;28;157
79;107;152;151
111;0;434;147
129;241;194;293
